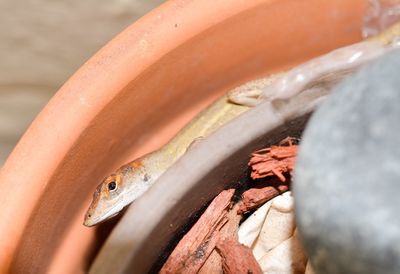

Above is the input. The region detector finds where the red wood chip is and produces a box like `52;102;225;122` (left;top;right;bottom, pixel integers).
160;189;235;274
216;238;262;274
199;203;242;273
238;184;289;214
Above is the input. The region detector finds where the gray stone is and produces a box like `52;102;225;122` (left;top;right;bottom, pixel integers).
294;50;400;274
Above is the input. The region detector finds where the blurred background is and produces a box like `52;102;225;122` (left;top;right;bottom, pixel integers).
0;0;165;166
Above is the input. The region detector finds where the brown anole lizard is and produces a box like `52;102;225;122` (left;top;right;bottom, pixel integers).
83;81;268;226
84;22;400;226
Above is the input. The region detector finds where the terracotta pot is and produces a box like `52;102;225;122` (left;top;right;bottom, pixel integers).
0;0;367;273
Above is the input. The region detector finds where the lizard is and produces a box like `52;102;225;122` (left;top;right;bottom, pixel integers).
83;77;274;226
83;22;400;227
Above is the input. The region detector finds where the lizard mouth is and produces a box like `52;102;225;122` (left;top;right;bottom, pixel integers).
83;212;119;227
83;203;125;227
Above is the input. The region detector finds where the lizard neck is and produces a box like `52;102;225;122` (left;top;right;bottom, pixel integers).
119;149;171;209
120;95;250;209
161;95;249;161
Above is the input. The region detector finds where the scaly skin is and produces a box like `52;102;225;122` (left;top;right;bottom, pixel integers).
83;94;252;226
84;22;400;227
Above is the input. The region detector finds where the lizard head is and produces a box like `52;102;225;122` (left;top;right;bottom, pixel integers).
83;159;153;227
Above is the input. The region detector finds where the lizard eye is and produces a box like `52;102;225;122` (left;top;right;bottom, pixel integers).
107;181;117;192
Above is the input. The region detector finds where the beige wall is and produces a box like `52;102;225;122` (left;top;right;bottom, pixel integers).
0;0;165;165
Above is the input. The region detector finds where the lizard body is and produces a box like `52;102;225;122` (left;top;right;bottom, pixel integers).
84;22;400;227
83;91;262;226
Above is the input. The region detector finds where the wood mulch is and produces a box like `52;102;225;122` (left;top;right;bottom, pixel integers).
160;137;298;273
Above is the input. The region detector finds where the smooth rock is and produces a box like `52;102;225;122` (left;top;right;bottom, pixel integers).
294;50;400;274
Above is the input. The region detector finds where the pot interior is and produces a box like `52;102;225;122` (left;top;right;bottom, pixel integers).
149;112;312;272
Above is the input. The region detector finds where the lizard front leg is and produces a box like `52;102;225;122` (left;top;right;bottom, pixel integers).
227;88;263;107
227;74;282;107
